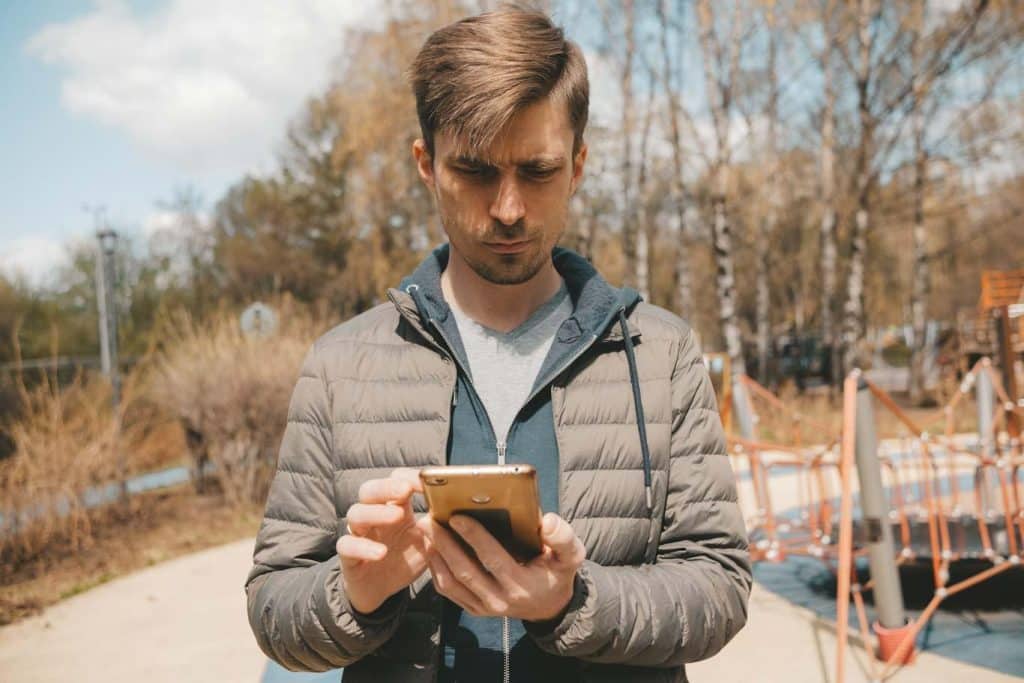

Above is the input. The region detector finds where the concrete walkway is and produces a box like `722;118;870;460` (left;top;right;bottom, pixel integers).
0;538;265;683
1;534;1020;682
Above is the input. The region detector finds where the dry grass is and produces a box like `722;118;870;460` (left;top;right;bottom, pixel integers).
1;370;131;565
0;296;337;625
0;294;330;574
145;294;327;508
0;485;261;626
0;330;188;566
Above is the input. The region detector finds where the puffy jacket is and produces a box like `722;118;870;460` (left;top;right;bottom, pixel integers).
245;244;752;682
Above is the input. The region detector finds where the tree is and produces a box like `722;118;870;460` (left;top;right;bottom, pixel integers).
697;0;748;377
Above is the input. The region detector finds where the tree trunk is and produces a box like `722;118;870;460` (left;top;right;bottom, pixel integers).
697;0;747;377
819;0;839;386
841;0;876;376
620;0;637;288
756;1;779;385
658;0;694;318
909;0;931;405
635;66;656;302
756;222;770;382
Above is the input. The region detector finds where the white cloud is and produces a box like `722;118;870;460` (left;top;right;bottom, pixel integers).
0;235;72;289
141;208;209;239
27;0;381;177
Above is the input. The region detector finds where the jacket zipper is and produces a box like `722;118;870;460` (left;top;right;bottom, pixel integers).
497;440;509;683
414;306;512;682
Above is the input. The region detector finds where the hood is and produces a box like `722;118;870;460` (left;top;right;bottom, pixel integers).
394;242;642;341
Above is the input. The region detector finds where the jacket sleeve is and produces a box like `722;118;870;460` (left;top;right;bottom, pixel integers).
244;342;409;671
526;326;752;666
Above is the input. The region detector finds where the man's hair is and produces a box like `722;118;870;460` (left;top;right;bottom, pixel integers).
409;5;589;160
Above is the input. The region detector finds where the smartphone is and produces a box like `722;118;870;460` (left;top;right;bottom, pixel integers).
419;464;543;563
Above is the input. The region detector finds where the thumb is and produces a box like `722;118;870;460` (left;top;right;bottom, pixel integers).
540;513;579;560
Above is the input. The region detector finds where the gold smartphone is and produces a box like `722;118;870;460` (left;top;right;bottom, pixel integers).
419;464;543;563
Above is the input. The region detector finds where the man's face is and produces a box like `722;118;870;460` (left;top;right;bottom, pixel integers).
413;96;587;285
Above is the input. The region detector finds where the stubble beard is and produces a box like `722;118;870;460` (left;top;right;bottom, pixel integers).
462;246;551;285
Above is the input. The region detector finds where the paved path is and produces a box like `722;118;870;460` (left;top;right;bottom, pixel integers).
1;533;1019;682
0;538;265;683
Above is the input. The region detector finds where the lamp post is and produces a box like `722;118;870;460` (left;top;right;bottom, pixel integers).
93;219;127;504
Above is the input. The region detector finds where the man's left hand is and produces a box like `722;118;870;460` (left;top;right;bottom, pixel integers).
424;512;585;622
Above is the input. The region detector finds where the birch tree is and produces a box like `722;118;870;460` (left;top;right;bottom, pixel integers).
908;0;930;405
657;0;698;318
697;0;747;376
755;0;781;384
818;0;839;386
838;0;876;376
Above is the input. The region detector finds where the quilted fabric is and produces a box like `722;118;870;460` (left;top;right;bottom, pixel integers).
245;264;751;683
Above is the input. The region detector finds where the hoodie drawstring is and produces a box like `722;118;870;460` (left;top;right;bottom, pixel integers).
618;310;654;514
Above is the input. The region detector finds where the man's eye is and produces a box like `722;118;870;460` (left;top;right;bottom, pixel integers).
523;168;558;180
457;166;493;178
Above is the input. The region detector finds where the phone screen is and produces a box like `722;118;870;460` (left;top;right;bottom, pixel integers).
449;507;539;561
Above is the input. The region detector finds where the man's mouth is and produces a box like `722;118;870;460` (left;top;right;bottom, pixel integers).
483;239;532;254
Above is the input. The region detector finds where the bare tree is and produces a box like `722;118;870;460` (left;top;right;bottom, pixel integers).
657;0;698;319
818;0;839;386
603;0;639;289
908;0;930;405
755;0;782;384
839;0;877;376
635;69;657;302
697;0;747;376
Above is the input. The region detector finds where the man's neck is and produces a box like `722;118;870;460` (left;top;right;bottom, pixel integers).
441;249;563;334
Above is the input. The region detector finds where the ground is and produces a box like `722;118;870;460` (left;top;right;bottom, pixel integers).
0;486;261;627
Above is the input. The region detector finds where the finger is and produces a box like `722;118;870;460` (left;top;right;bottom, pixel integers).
389;467;424;493
336;534;387;568
346;502;406;535
426;520;505;607
358;477;414;505
428;554;487;616
540;513;586;565
448;515;521;583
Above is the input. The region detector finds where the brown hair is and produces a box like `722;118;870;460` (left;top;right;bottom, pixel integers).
409;4;589;160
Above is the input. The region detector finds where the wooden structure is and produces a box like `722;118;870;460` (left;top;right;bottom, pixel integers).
959;270;1024;362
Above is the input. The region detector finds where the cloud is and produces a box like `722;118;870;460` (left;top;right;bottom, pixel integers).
27;0;381;177
0;235;72;289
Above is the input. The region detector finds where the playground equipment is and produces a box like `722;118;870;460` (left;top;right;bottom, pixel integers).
728;357;1023;682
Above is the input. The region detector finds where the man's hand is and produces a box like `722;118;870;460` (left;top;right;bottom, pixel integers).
424;511;585;622
337;468;432;614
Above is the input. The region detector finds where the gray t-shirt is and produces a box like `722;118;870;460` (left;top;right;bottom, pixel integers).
448;280;572;445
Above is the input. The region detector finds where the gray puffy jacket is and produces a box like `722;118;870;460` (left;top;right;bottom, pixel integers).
245;247;752;682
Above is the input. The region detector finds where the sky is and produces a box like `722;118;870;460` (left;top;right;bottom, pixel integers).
0;0;378;288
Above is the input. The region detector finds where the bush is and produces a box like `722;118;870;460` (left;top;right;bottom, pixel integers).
146;295;326;508
0;371;134;566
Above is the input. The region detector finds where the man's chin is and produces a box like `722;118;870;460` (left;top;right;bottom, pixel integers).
472;252;547;286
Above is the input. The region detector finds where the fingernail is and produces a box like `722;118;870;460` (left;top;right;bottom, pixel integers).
450;516;466;531
543;515;557;534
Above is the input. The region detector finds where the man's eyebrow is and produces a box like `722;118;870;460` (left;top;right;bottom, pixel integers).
446;154;565;169
519;156;566;170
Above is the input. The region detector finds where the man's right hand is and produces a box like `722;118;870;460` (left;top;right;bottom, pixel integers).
337;468;431;615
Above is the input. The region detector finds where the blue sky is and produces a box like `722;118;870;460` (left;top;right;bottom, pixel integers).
0;0;375;288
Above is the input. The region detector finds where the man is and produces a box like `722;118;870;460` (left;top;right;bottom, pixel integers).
246;7;751;682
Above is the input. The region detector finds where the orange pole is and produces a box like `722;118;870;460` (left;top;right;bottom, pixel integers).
835;371;859;683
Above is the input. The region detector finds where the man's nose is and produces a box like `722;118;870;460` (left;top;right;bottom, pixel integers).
489;176;526;227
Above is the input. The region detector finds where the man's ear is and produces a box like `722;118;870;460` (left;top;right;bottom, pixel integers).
412;138;435;190
569;142;588;196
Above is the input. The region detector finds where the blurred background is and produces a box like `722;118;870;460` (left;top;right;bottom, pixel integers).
1;1;1022;680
